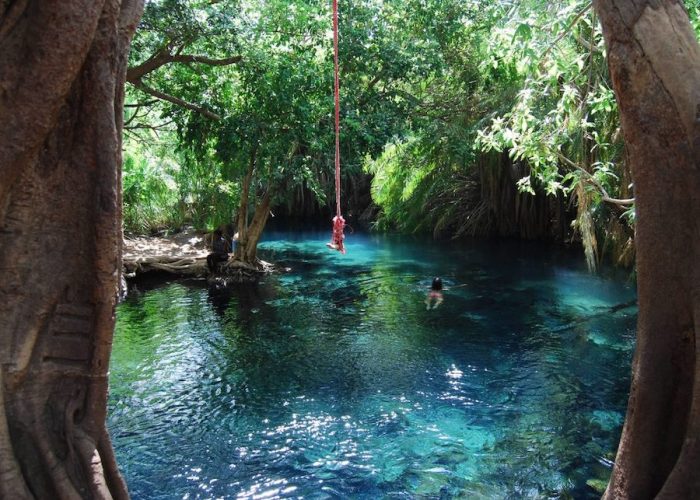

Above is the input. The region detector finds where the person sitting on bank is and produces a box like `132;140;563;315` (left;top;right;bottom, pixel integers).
207;229;229;272
231;231;239;253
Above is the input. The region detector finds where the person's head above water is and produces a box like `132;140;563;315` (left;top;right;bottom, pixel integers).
431;277;443;290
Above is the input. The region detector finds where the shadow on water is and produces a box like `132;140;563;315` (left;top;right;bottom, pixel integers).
111;231;636;499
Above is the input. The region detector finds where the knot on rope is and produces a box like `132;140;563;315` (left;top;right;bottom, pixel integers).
327;215;346;254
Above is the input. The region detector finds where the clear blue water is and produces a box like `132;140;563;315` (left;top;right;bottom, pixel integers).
108;229;637;499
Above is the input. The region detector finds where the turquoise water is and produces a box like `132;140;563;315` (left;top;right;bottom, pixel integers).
108;230;637;498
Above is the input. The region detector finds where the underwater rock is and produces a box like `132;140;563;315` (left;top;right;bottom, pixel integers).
590;410;623;433
586;478;608;494
586;330;615;347
406;468;451;497
376;413;410;436
376;456;409;483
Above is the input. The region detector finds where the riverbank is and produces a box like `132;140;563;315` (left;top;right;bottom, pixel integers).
123;229;276;283
123;230;209;278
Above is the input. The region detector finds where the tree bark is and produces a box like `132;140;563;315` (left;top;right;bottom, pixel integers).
126;46;242;83
234;147;257;262
593;1;700;498
239;190;272;264
0;1;143;498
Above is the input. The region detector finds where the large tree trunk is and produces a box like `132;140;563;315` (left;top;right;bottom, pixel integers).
0;1;143;498
593;1;700;498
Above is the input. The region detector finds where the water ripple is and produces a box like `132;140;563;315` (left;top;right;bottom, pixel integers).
110;235;636;499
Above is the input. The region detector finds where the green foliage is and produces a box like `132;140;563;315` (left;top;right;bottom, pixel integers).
366;138;433;232
122;141;181;233
130;0;242;117
365;0;640;268
122;130;239;233
177;149;241;230
122;0;700;267
690;0;700;35
476;1;621;196
126;0;457;236
473;0;632;268
364;1;519;235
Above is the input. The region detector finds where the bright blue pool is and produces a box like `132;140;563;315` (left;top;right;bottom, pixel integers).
108;230;636;498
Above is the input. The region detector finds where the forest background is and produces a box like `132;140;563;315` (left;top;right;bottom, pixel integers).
123;0;700;270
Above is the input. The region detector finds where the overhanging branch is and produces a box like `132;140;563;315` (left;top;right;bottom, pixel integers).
126;47;242;82
133;81;221;121
558;153;634;208
125;46;241;120
539;4;593;65
169;54;242;66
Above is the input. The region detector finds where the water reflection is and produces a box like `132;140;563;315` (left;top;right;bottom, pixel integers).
109;231;636;498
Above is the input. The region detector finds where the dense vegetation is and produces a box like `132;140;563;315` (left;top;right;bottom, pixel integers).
123;0;700;269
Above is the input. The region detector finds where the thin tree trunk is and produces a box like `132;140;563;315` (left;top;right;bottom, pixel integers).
240;190;272;264
593;1;700;498
0;1;143;497
234;147;257;261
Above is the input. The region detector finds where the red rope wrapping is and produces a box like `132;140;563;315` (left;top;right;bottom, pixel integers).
331;214;346;253
328;0;346;254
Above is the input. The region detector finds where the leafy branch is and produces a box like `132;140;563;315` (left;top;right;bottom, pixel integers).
538;3;593;66
126;46;242;82
131;81;222;121
126;45;243;121
557;153;634;207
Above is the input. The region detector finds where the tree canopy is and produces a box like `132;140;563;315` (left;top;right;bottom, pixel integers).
122;0;700;268
2;0;700;497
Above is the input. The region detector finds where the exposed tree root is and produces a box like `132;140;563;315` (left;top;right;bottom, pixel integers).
122;231;279;284
123;253;278;285
123;255;208;277
207;259;276;287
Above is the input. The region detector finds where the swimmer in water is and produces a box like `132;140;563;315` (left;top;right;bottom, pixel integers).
425;277;444;310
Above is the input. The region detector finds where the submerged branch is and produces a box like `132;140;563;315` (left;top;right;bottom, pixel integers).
550;300;637;333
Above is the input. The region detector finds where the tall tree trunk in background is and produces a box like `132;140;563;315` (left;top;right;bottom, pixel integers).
238;191;272;264
593;1;700;498
234;147;256;261
0;1;143;498
232;145;272;267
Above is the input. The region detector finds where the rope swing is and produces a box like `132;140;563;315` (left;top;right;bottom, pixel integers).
327;0;346;254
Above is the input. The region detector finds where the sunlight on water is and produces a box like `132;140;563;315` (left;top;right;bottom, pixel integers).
109;230;636;499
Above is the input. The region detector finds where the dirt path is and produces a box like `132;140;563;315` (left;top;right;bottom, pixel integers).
122;229;273;282
123;229;209;277
123;230;209;261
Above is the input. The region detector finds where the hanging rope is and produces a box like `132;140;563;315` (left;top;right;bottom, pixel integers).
328;0;346;254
